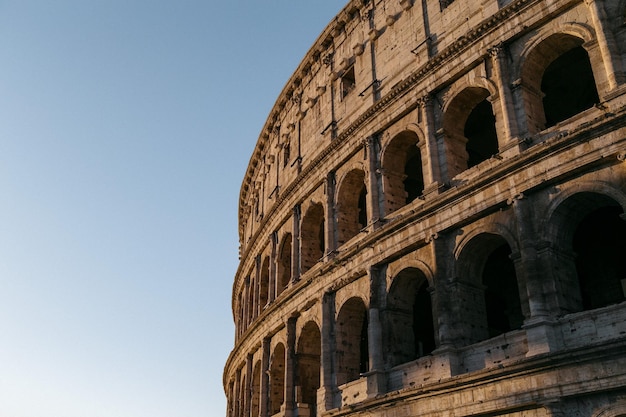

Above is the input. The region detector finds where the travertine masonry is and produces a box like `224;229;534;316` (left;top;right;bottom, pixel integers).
224;0;626;416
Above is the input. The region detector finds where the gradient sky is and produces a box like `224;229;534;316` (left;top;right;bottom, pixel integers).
0;2;344;416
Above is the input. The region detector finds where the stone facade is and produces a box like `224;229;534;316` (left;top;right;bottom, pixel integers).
223;0;626;416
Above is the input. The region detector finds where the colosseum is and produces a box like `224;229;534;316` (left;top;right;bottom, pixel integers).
223;0;626;416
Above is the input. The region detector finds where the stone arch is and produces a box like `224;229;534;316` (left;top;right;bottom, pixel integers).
385;266;436;368
238;372;247;417
442;85;499;178
455;231;523;344
546;188;626;312
259;255;270;312
237;291;245;337
387;258;435;290
594;400;626;417
277;232;292;297
247;275;252;325
544;181;626;244
336;168;368;246
381;130;425;215
296;321;321;416
301;202;325;275
251;360;262;417
518;28;600;134
269;343;286;415
335;296;369;385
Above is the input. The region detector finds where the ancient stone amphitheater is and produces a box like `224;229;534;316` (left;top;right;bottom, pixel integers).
223;0;626;416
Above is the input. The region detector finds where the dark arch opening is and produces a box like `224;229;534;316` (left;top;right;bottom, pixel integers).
464;99;498;168
269;344;285;415
296;322;321;417
259;256;270;311
386;268;435;367
336;298;368;385
573;205;626;310
413;281;436;357
358;185;368;230
404;146;424;203
442;87;497;177
482;243;523;338
251;362;261;417
336;170;367;245
301;204;325;274
542;46;599;128
277;234;292;297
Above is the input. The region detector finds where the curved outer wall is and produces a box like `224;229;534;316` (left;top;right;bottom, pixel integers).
224;0;626;416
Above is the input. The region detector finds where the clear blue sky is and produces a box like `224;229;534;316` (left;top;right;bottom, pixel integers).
0;2;343;416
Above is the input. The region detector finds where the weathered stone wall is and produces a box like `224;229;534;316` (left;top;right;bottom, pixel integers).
225;0;626;416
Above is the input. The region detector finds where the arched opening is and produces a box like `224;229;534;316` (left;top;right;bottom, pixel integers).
542;46;599;127
337;169;368;246
336;297;368;385
573;205;626;310
269;344;286;415
456;233;522;344
259;256;270;311
381;131;425;215
482;243;524;338
238;374;246;417
247;275;256;323
296;321;321;416
237;292;244;337
464;98;498;168
442;87;498;178
251;362;261;417
386;268;436;367
300;203;325;274
549;192;626;313
521;33;599;133
277;234;292;297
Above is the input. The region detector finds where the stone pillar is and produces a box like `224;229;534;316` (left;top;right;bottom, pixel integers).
584;0;624;91
429;233;460;376
243;278;250;333
292;205;301;283
325;171;337;256
284;316;298;417
269;232;277;303
366;265;387;397
254;256;261;319
319;291;338;412
509;194;563;356
488;44;520;149
245;354;253;417
419;94;443;194
260;339;271;417
365;135;383;228
233;369;241;417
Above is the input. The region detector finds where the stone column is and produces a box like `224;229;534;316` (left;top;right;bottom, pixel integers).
429;233;460;377
509;194;563;356
318;291;338;412
292;205;301;283
366;265;387;397
488;44;520;148
245;354;253;417
325;171;337;256
365;135;383;227
254;256;261;319
284;316;297;417
419;94;443;194
269;232;277;303
243;278;250;333
233;369;241;417
260;339;271;417
584;0;624;91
